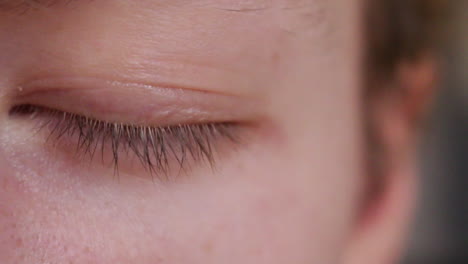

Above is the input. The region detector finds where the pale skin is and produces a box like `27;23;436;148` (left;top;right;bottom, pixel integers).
0;0;435;263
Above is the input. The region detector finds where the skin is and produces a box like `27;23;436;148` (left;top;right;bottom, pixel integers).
0;0;435;263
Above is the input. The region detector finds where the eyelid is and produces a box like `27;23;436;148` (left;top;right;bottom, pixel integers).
14;77;262;127
10;104;241;178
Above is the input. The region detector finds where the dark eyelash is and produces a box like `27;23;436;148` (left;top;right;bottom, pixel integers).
10;104;239;177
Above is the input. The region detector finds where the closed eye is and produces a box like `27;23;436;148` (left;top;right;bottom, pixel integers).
9;104;240;179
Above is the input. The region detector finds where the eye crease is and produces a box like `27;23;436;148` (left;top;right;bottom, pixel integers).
9;104;240;178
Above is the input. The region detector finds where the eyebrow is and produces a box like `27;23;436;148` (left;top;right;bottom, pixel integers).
0;0;273;15
0;0;326;38
0;0;81;14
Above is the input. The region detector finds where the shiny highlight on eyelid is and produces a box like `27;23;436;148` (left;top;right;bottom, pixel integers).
10;104;240;178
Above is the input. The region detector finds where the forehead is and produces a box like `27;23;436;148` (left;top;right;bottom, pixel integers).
0;0;337;48
0;0;359;96
0;0;336;39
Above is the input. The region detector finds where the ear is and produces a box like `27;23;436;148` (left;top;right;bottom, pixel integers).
343;55;437;264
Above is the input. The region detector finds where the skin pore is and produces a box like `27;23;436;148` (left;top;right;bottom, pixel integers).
0;0;433;263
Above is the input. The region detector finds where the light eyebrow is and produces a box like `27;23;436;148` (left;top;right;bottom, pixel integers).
1;0;277;15
0;0;280;16
0;0;80;14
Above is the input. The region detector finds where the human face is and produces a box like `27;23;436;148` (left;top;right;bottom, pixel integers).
0;0;365;263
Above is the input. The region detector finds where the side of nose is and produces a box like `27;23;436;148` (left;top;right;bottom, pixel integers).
0;83;28;261
0;133;23;261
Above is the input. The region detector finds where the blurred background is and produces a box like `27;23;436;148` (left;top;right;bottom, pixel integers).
403;1;467;263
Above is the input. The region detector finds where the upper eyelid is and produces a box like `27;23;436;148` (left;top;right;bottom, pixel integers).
12;51;263;98
12;77;263;127
17;76;251;98
10;104;240;177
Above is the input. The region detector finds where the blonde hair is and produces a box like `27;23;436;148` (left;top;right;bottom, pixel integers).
366;0;447;81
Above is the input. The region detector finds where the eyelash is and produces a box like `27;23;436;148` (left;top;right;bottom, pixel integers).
9;104;239;177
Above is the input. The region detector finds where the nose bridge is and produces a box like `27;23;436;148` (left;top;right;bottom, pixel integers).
0;82;23;259
0;146;21;212
0;145;22;260
0;80;14;180
0;84;15;181
0;72;21;179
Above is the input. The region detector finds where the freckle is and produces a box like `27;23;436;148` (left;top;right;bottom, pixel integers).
271;52;281;64
16;237;23;247
1;179;7;189
84;246;91;253
0;209;8;217
202;240;214;254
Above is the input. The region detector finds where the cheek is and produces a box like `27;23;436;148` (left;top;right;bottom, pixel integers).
0;127;362;264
